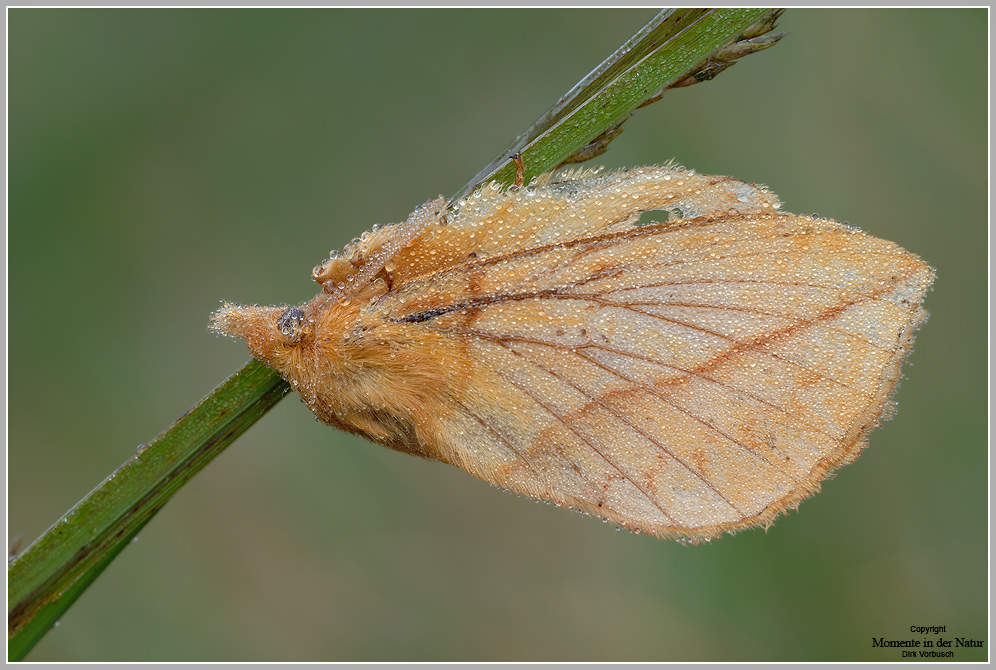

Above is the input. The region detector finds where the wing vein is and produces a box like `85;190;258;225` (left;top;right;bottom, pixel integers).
482;346;682;525
462;331;840;441
450;398;570;496
565;343;797;481
495;338;746;515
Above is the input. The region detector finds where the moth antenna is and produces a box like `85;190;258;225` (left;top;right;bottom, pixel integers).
324;196;446;299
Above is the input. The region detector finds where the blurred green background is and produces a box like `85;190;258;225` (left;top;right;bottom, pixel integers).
8;9;986;662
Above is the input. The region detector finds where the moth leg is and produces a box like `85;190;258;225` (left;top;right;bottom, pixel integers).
558;116;631;167
561;10;785;168
512;152;526;188
643;10;785;101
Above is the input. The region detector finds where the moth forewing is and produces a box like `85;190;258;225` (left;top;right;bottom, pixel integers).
211;165;933;541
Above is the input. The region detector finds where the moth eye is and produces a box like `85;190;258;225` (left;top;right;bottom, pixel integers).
277;307;306;339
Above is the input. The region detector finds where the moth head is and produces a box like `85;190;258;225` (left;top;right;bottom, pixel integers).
210;301;312;375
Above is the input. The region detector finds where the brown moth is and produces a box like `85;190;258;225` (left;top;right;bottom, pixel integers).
211;165;933;541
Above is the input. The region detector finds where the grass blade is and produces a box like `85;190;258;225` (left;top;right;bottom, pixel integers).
8;361;289;660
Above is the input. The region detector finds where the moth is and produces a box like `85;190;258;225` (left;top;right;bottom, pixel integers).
211;165;933;541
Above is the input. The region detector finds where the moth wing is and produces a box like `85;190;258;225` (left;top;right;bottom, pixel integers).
375;170;934;539
387;165;782;286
